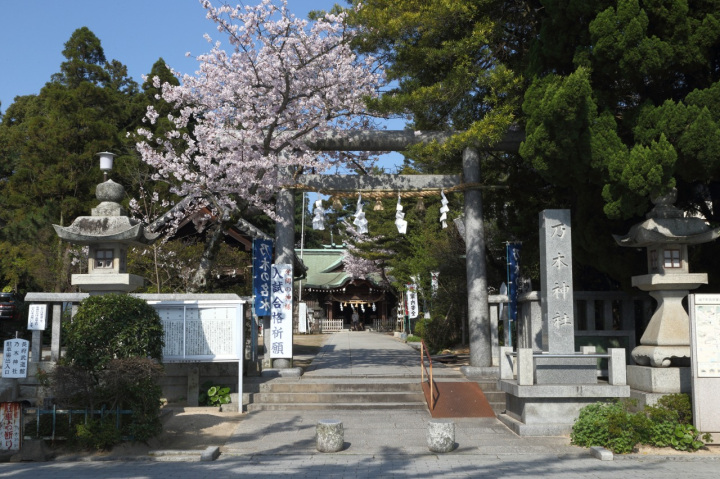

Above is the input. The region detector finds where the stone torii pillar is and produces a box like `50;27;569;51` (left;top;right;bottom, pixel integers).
271;129;522;371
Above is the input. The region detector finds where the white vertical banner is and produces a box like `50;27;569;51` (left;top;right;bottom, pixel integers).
406;283;419;319
270;264;293;358
298;302;307;333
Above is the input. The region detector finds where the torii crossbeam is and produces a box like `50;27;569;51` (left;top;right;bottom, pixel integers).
271;129;522;371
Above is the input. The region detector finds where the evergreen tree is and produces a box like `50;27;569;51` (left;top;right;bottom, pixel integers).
0;27;143;292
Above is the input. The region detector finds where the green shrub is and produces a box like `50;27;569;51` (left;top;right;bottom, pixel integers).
572;395;712;454
51;294;165;447
63;293;164;372
75;419;122;451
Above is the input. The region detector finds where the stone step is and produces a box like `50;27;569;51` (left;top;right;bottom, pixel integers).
260;382;423;393
246;401;428;412
251;391;424;404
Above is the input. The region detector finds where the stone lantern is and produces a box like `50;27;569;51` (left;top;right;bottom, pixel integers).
614;190;720;368
54;152;158;294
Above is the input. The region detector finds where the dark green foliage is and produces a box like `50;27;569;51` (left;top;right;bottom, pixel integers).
571;395;712;454
50;295;165;448
74;419;122;451
63;294;164;371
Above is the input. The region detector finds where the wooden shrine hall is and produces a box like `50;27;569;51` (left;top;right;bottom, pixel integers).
297;248;397;331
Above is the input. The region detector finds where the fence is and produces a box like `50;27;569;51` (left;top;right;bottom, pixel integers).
319;318;344;332
372;317;395;332
23;405;133;441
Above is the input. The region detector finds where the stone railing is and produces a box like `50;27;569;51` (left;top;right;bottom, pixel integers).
488;290;652;368
499;346;628;386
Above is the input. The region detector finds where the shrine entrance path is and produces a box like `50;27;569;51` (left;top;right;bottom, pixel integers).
301;331;462;379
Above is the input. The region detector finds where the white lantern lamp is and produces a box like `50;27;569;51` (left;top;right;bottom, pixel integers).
98;151;116;182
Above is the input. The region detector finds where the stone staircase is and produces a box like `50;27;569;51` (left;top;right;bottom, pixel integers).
245;377;427;412
244;376;506;415
472;377;506;415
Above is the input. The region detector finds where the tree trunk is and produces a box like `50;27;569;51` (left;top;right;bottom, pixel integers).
189;223;225;292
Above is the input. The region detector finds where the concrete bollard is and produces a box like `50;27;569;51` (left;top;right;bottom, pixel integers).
427;419;455;453
316;419;344;452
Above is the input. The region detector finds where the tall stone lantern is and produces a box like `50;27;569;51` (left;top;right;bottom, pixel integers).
614;190;720;368
54;152;158;294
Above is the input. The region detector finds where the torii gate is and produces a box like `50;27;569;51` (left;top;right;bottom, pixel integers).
273;129;523;372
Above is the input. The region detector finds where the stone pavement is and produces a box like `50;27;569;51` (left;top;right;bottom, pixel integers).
1;331;719;478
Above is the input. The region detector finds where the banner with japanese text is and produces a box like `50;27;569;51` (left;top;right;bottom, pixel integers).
270;264;293;358
253;239;273;316
406;283;419;319
506;242;522;322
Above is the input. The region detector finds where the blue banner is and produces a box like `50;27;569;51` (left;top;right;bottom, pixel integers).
253;239;273;316
506;242;522;322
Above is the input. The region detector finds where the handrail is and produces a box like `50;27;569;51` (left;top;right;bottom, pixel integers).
504;351;612;359
420;340;438;411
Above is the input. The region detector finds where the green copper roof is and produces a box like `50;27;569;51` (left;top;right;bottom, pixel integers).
297;248;385;289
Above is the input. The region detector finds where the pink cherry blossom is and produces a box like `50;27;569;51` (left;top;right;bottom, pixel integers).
136;0;385;221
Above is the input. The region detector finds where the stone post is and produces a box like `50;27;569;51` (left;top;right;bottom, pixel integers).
50;303;62;362
539;209;575;353
273;167;295;369
463;147;491;368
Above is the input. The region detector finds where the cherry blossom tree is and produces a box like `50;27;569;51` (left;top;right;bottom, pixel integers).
137;0;384;223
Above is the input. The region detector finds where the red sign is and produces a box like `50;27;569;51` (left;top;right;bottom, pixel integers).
1;402;21;451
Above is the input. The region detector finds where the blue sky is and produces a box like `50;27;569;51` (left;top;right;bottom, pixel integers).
0;0;404;172
0;0;353;112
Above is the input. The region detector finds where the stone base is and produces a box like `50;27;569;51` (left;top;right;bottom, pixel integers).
626;389;674;412
626;365;690;394
71;273;145;293
632;345;690;368
272;358;293;369
460;366;499;379
261;367;303;378
498;380;630;436
534;357;597;385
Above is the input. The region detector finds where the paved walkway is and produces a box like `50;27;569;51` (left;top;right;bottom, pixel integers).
302;330;460;378
2;331;719;478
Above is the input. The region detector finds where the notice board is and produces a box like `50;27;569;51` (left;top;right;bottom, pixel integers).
689;294;720;435
146;299;245;362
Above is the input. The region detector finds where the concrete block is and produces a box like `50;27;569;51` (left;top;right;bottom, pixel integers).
517;349;533;385
187;367;199;407
460;366;499;379
18;439;54;462
499;347;514;380
0;380;19;402
316;419;344;453
427;419;455;453
608;348;626;385
626;365;690;393
590;446;613;461
261;367;303;378
534;356;597;385
200;446;220;461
